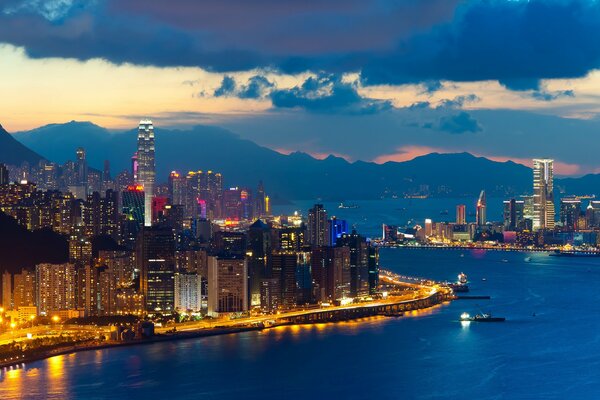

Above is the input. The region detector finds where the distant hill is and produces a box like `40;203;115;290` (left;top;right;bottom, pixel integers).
8;121;597;200
0;212;68;273
0;123;43;166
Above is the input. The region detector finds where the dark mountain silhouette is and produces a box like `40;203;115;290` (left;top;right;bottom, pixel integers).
0;123;44;166
0;212;68;274
9;121;597;200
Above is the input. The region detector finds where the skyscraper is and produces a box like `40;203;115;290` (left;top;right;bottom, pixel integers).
207;255;248;316
0;163;8;185
533;159;555;230
456;204;466;225
476;190;486;226
137;120;155;227
307;204;329;247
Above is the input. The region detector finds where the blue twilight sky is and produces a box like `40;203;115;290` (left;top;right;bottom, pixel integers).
2;0;600;175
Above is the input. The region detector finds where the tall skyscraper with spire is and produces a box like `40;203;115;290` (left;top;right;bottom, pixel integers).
533;159;555;230
137;120;155;227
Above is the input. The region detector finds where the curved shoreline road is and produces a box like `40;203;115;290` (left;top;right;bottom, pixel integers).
0;275;453;370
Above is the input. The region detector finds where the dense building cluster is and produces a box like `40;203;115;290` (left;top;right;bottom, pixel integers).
0;120;379;324
384;159;600;248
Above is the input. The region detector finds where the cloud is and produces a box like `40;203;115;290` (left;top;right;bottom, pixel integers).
437;112;482;134
269;73;392;114
2;0;600;89
436;94;480;109
531;89;575;102
238;75;274;99
213;76;236;97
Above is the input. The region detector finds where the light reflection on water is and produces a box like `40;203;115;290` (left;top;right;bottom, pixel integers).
2;247;600;399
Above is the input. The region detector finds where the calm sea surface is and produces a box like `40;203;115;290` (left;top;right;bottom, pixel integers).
2;199;600;399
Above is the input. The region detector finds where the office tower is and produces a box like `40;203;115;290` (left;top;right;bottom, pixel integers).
456;204;466;225
476;190;486;226
503;199;525;230
559;198;581;231
295;251;312;304
271;252;298;308
255;181;266;217
137;120;155;227
122;185;145;226
185;170;223;219
533;159;555;230
0;163;8;185
75;147;88;188
247;219;271;306
174;273;202;312
223;187;243;219
212;231;247;256
260;278;280;313
36;263;77;315
424;219;433;237
278;226;305;252
207;255;248;316
307;204;329;247
13;269;36;309
585;201;600;228
169;171;185;205
367;245;379;295
1;271;11;310
328;217;348;246
328;246;351;301
337;230;369;298
382;224;399;242
137;226;176;314
151;196;169;223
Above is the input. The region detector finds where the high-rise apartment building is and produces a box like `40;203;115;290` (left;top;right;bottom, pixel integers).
456;204;466;225
533;159;555;230
137;120;155;227
36;263;77;315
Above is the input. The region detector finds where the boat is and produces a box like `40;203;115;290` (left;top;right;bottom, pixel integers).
524;257;532;262
460;312;505;322
338;202;359;209
448;272;469;292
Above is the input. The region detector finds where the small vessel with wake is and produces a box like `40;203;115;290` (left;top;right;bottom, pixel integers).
338;202;359;209
460;312;505;322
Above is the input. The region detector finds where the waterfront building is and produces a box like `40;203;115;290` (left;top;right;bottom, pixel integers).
476;190;486;226
560;198;581;231
259;278;280;313
367;246;379;295
137;226;176;314
533;159;555;230
35;263;77;315
137;120;155;227
295;251;312;305
247;219;271;306
456;204;466;225
503;199;525;230
337;231;369;298
271;252;298;309
174;273;202;312
207;255;248;316
307;204;329;247
585;201;600;228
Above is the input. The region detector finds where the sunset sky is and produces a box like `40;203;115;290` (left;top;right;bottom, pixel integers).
2;0;600;175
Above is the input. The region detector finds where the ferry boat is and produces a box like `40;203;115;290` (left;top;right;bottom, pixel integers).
460;312;505;322
338;202;359;209
549;250;600;257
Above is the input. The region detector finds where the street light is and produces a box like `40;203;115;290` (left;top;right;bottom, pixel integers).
52;315;60;323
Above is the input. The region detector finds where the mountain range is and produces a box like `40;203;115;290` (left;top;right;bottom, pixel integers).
1;121;599;200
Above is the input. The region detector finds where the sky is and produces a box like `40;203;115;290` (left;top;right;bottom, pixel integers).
2;0;600;175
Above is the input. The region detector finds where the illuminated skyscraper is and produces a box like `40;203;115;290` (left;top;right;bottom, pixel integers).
533;159;555;230
456;204;466;225
476;190;486;226
307;204;329;247
137;120;155;226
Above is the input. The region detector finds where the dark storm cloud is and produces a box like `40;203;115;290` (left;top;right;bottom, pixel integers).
437;112;482;134
3;1;600;88
269;74;392;114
